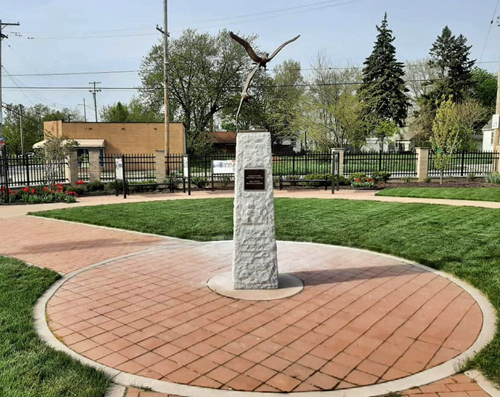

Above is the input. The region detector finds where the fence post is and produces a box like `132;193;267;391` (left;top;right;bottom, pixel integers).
461;150;465;177
292;152;296;175
416;147;429;182
332;148;345;176
379;150;383;171
155;150;166;183
24;154;30;186
88;148;101;182
67;150;79;185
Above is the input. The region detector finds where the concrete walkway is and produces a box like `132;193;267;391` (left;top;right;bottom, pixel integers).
1;189;500;219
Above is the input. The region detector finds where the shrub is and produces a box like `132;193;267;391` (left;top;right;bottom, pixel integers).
87;180;105;192
351;176;376;189
107;180;124;192
191;177;208;189
485;172;500;184
372;171;391;183
349;172;367;182
467;173;476;182
304;174;327;187
66;186;85;196
333;175;350;186
129;180;157;193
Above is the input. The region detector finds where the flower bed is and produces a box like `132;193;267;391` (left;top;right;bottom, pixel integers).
1;183;78;204
351;176;376;189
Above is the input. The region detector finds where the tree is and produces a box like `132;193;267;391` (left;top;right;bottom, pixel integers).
427;26;475;104
295;55;372;149
404;59;439;105
100;98;162;122
2;104;82;155
470;68;497;111
139;29;255;152
431;98;461;184
375;120;399;151
360;13;410;128
41;133;78;186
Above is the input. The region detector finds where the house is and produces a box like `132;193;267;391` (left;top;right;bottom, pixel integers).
482;120;495;152
35;121;186;156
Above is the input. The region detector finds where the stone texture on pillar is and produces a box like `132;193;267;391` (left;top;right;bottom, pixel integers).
233;132;278;290
155;150;166;183
416;147;430;182
88;148;101;182
332;148;345;176
67;151;79;185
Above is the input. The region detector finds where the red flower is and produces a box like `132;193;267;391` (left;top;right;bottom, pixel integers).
23;186;29;193
51;189;55;194
30;188;35;194
355;178;360;182
43;186;49;191
76;180;85;185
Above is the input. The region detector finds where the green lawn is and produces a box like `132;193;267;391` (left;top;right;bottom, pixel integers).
0;256;110;397
34;198;500;384
377;187;500;202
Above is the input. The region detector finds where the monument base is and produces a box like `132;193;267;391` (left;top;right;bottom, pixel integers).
208;272;303;301
233;131;279;290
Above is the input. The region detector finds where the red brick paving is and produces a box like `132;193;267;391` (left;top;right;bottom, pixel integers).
0;217;169;273
47;241;483;392
124;373;493;396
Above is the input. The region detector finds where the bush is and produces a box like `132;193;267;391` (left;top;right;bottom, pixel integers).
349;172;367;182
86;180;105;192
107;180;124;192
372;171;391;183
191;177;208;189
467;173;476;182
66;186;85;196
485;172;500;184
333;175;350;186
351;176;376;189
129;180;157;193
304;174;327;187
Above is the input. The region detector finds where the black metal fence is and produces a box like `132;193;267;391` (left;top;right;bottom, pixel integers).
428;151;499;177
100;154;156;183
344;151;417;177
1;153;68;188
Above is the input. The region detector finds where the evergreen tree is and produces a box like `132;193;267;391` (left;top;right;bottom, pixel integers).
360;13;409;128
427;26;475;103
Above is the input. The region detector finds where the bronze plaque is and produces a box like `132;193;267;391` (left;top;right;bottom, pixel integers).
244;169;266;190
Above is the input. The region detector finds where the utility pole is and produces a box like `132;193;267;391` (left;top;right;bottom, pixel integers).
18;104;24;156
0;20;20;148
89;81;101;122
156;0;170;161
78;98;87;122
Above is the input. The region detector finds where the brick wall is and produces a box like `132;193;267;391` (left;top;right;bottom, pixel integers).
44;121;185;154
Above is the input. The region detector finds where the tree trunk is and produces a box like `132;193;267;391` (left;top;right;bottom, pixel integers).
440;170;443;185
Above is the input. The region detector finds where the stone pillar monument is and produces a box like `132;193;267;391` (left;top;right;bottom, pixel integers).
232;131;278;290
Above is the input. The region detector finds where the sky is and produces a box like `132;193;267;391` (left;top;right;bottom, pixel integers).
1;0;499;120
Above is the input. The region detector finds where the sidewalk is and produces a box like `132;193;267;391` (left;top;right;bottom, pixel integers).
1;189;499;219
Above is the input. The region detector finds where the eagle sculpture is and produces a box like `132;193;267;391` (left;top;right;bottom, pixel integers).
230;32;300;131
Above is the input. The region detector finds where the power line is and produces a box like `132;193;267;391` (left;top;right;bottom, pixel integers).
8;70;138;77
19;0;368;41
479;0;500;62
1;78;445;91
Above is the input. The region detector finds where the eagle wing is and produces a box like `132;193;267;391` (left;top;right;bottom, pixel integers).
230;32;262;64
268;35;301;61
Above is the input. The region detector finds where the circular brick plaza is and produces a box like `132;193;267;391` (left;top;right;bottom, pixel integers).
46;241;485;393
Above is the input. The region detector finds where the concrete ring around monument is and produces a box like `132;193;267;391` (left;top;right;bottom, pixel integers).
34;239;497;397
207;272;304;300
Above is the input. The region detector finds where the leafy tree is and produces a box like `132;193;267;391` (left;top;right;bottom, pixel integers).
296;55;372;149
375;120;399;151
139;29;254;152
3;104;81;155
431;98;461;184
427;26;475;103
100;98;161;122
360;13;410;128
470;68;497;111
41;133;78;186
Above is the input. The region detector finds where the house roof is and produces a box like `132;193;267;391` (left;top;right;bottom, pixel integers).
213;132;236;145
34;139;105;149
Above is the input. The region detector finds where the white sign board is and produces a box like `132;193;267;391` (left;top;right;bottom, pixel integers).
212;160;236;174
115;158;124;180
493;115;500;129
183;155;189;176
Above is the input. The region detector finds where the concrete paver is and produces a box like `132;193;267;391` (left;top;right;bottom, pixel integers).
47;241;483;392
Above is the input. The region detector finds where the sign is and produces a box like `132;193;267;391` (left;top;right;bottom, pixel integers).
212;160;236;174
115;158;124;180
183;155;189;176
493;115;500;129
244;169;266;191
